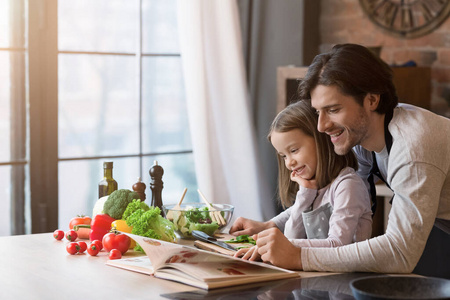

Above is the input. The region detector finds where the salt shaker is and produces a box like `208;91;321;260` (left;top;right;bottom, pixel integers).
132;177;146;201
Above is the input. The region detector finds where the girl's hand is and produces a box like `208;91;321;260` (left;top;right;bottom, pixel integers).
255;227;303;270
234;246;261;261
290;170;318;190
229;217;276;236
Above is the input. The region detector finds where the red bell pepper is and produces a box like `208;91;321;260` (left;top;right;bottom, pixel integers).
89;214;115;241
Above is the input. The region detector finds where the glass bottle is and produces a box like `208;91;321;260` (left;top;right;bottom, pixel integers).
98;161;118;198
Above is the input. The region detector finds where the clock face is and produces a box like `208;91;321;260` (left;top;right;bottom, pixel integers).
359;0;450;39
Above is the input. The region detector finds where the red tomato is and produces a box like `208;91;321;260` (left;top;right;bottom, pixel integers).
65;230;78;242
87;244;100;256
109;249;122;260
77;241;87;253
91;240;103;251
69;215;92;230
53;229;64;240
66;242;80;255
102;232;131;255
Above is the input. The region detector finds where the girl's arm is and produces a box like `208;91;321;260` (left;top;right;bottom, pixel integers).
290;169;372;248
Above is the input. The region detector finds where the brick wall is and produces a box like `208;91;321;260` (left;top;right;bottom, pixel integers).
319;0;450;117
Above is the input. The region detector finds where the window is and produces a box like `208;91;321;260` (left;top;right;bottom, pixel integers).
0;0;197;236
0;0;28;236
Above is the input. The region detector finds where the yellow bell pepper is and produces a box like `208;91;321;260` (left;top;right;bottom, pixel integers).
111;220;136;249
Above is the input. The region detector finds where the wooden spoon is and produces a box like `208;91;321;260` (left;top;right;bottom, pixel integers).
166;188;187;221
197;189;226;226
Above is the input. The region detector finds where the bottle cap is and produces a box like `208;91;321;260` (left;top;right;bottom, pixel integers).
103;161;113;168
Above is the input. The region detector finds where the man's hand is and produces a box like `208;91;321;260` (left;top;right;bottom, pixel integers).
255;227;303;270
229;217;276;236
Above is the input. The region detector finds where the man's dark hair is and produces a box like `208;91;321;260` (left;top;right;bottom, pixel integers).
299;43;398;114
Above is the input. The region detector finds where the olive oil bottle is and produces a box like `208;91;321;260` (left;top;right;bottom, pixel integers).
98;161;118;198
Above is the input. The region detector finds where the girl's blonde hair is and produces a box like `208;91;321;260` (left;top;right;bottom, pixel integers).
268;100;358;208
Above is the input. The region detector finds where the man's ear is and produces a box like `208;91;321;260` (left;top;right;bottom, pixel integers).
365;93;380;111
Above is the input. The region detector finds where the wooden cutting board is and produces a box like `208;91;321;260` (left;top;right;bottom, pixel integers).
193;233;253;256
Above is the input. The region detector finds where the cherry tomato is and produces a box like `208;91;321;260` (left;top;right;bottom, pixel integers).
69;215;92;229
66;242;80;255
91;240;103;251
109;249;122;260
102;232;131;255
87;244;100;256
65;230;78;242
77;241;87;253
53;229;64;240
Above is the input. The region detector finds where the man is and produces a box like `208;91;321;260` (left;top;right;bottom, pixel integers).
231;44;450;278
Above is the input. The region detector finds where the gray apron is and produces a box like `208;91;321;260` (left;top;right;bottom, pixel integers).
302;202;333;239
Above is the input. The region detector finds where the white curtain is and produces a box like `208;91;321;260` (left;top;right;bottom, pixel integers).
177;0;274;221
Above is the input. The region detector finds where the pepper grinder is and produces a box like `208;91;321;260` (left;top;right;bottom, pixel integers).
149;160;164;213
132;177;146;201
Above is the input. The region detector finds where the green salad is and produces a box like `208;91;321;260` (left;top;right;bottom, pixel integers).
171;206;221;237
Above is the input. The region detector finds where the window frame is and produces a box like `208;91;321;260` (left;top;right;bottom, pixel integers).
3;0;28;235
28;0;59;233
29;0;191;234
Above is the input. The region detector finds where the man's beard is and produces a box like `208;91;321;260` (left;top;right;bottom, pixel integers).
332;109;369;155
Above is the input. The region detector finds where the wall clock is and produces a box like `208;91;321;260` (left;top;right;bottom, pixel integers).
359;0;450;39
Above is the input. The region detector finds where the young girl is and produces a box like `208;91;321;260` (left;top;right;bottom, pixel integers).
231;100;372;261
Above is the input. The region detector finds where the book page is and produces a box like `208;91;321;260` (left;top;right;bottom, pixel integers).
109;233;300;290
107;256;154;275
124;233;243;268
156;266;300;290
159;260;296;282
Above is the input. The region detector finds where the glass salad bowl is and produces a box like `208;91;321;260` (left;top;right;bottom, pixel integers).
162;203;234;239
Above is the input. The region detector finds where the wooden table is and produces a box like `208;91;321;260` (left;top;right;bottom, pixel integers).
1;233;200;299
1;233;393;299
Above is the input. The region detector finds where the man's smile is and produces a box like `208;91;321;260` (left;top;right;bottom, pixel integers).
328;129;344;144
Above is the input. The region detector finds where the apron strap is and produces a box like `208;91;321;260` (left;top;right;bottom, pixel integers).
368;109;394;214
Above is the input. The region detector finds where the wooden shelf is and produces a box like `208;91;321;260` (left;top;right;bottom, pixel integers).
277;65;431;111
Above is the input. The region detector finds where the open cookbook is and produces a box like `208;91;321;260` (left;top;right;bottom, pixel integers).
106;233;300;290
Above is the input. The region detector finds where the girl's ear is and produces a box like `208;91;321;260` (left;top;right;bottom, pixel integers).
365;93;380;111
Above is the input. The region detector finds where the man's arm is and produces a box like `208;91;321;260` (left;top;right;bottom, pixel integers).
301;162;445;273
